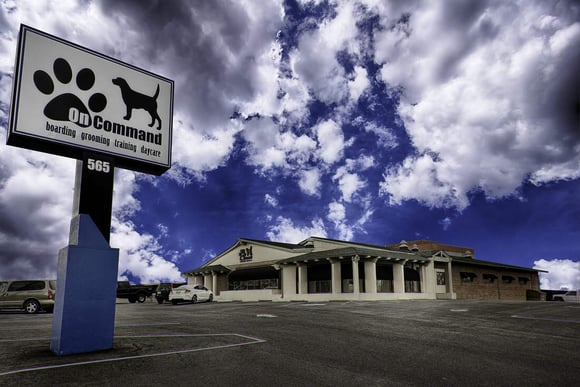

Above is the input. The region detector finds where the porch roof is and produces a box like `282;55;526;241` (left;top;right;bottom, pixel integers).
277;246;427;264
183;264;231;276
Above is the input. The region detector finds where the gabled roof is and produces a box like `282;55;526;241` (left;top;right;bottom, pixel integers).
199;237;311;268
239;238;305;250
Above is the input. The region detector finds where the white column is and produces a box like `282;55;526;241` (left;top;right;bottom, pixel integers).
447;259;454;297
212;272;218;295
422;260;436;295
393;262;405;293
297;263;308;294
364;258;378;294
352;256;360;295
204;273;213;291
281;264;297;297
330;259;342;294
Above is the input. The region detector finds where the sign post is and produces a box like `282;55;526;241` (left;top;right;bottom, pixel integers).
7;25;173;355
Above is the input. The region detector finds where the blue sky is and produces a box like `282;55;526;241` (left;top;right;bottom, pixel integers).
0;0;579;290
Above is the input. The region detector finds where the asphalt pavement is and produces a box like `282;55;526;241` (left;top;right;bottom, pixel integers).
0;300;579;386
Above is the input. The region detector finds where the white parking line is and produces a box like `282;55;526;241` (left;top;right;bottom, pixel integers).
511;315;580;323
114;322;181;327
0;333;266;377
0;322;181;331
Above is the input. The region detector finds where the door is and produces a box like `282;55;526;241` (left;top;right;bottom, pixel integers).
436;269;447;293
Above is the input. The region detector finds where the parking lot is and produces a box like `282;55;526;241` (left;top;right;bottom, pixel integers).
0;300;579;386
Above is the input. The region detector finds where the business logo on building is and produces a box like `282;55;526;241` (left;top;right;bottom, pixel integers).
239;246;253;262
8;25;173;175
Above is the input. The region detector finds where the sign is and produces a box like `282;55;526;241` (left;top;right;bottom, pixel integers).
239;246;253;262
8;25;173;175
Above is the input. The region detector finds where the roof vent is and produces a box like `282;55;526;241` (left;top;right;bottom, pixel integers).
411;244;419;252
464;250;473;257
399;240;409;251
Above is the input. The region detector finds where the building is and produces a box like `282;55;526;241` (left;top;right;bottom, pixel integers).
182;237;544;302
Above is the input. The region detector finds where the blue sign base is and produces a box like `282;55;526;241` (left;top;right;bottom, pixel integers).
51;214;119;355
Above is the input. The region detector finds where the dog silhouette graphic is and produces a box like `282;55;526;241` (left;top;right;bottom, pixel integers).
112;77;161;130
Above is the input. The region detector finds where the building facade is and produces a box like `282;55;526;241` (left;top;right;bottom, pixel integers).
182;237;543;302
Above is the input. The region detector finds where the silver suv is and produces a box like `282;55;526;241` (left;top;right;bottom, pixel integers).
0;280;56;314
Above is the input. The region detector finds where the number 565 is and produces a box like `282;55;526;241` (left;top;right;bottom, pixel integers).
87;158;110;173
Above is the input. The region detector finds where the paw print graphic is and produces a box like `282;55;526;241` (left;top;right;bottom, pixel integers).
33;58;107;128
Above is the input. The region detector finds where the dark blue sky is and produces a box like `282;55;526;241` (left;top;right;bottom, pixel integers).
0;0;578;289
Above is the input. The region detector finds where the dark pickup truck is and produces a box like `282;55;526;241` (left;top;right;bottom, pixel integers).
116;281;154;303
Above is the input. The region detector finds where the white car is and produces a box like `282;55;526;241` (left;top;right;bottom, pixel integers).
553;290;579;302
168;285;213;304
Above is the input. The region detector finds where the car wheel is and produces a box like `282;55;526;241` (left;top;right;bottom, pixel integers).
192;294;198;304
171;300;178;305
23;299;40;314
208;294;214;302
137;294;147;303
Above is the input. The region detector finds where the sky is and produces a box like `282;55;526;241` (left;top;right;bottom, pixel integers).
0;0;579;290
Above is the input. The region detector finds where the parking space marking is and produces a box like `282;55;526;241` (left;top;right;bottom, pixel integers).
0;333;266;377
114;322;181;327
256;314;277;318
511;315;580;324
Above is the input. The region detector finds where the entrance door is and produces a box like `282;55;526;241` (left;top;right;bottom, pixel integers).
435;269;447;293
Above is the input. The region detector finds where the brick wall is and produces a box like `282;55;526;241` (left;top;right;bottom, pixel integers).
452;263;539;300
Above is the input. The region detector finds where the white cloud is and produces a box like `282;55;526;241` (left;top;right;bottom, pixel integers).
242;116;318;175
333;167;366;203
111;218;182;283
315;119;347;165
534;259;580;290
374;1;580;209
326;196;374;242
348;66;370;102
171;116;240;182
264;193;279;208
439;217;452;231
299;169;322;197
358;120;398;149
266;216;327;243
327;201;352;240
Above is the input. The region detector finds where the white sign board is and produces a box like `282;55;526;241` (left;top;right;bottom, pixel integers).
8;25;173;175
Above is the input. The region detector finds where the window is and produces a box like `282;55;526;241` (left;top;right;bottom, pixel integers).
229;279;280;291
309;280;331;293
483;274;497;284
404;268;421;293
376;280;393;293
502;276;514;284
436;272;446;285
518;277;529;285
460;272;476;283
7;281;45;291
